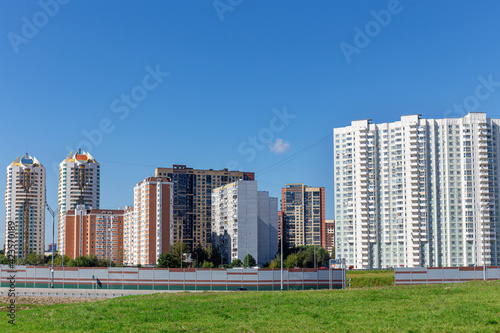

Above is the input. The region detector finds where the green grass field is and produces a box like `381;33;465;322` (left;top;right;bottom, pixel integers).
2;281;500;332
346;269;394;288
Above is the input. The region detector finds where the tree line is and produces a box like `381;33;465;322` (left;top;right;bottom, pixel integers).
0;243;332;269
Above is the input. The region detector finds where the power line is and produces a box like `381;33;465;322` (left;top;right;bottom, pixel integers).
256;132;333;176
98;159;158;168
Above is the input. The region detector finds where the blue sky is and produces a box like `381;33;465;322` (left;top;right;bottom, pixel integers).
2;1;500;249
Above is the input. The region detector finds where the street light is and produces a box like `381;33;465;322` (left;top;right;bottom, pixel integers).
280;223;283;291
481;204;486;281
45;202;56;289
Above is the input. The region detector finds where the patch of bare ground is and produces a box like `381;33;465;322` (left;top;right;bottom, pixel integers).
0;296;104;311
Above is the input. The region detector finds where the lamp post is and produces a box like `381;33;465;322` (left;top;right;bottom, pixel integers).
45;202;56;289
482;205;486;281
280;225;283;291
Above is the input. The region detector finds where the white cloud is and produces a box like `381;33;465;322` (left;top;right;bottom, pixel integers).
268;138;290;154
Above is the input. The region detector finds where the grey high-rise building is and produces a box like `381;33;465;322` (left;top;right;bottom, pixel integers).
334;113;500;269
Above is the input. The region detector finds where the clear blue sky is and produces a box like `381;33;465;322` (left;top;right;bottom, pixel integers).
2;1;500;249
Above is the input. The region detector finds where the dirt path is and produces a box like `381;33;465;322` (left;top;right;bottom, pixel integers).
0;295;104;310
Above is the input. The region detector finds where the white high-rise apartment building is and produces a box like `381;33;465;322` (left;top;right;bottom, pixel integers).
123;206;134;265
5;154;46;259
212;180;278;266
124;177;173;266
334;113;500;269
58;149;100;255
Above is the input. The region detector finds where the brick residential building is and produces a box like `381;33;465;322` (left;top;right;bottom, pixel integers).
124;177;173;266
281;184;326;249
64;207;124;263
325;219;335;256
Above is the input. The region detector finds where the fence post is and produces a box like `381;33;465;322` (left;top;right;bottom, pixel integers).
257;270;259;291
287;269;289;290
153;267;155;291
302;268;304;290
329;267;331;290
122;266;125;290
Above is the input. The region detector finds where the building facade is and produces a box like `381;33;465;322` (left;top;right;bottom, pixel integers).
281;184;326;249
123;206;134;265
5;154;46;259
334;113;500;269
64;207;124;263
47;243;57;252
124;177;173;266
58;150;100;255
211;180;278;266
325;219;335;256
155;165;254;252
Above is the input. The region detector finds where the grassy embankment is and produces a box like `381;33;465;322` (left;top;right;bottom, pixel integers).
346;269;394;288
1;280;500;332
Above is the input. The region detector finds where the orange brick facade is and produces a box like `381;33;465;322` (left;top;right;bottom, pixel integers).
325;219;335;256
64;208;124;263
124;177;173;266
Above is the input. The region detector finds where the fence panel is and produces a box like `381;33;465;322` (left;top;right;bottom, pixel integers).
395;266;500;285
1;265;346;291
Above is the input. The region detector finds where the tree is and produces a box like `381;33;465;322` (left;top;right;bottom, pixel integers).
53;254;71;266
283;246;330;268
268;254;281;268
158;252;180;268
117;248;125;266
210;245;222;267
25;252;44;265
192;245;210;268
0;255;9;265
173;242;189;267
202;261;214;268
243;254;256;267
158;242;189;268
229;259;242;268
284;252;300;268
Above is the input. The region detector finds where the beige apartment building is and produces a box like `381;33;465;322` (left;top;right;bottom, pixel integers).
155;165;254;251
